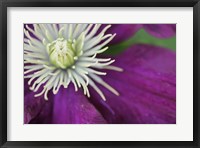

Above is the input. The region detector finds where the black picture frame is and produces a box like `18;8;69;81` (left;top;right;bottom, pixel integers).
0;0;199;147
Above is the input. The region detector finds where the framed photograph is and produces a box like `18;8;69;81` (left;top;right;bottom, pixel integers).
0;0;199;147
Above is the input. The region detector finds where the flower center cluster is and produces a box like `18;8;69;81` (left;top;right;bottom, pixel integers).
46;38;75;69
24;24;122;101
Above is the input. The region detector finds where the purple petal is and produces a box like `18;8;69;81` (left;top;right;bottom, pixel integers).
143;24;176;38
24;79;53;124
51;84;107;124
25;82;107;124
101;24;142;44
90;44;176;124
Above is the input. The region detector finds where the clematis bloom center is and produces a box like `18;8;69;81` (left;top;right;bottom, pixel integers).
46;38;78;69
24;24;122;101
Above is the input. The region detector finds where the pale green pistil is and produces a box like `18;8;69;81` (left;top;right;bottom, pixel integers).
46;38;75;69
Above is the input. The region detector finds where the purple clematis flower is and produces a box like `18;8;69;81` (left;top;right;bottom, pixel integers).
103;24;176;44
24;24;176;124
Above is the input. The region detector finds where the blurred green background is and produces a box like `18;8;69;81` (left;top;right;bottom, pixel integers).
105;28;176;55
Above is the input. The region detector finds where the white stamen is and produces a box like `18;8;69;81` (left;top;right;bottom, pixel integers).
24;24;123;101
100;65;123;72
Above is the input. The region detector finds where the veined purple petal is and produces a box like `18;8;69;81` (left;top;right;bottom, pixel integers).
51;84;107;124
89;44;176;124
143;24;176;38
